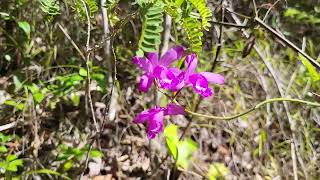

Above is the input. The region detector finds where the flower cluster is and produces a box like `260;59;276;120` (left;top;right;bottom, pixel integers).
133;104;185;139
132;46;225;139
132;46;225;97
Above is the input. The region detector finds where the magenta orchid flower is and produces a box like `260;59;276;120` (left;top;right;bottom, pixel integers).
133;104;185;139
132;46;184;92
152;53;225;97
182;53;225;97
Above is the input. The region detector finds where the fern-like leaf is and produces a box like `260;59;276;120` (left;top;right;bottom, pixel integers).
104;0;120;11
163;2;182;20
75;0;98;19
188;0;212;30
137;1;164;56
39;0;60;16
182;17;203;54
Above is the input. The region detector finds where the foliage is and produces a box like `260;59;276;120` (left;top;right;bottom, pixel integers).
25;169;71;180
284;8;320;25
17;21;31;39
0;133;16;155
182;17;203;54
136;0;164;56
4;65;106;111
56;144;103;172
188;0;212;30
0;155;23;173
0;133;23;178
136;0;212;55
207;163;230;180
164;124;198;169
39;0;60;16
298;54;320;83
68;0;99;19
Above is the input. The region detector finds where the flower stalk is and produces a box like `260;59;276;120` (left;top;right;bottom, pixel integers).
183;98;320;121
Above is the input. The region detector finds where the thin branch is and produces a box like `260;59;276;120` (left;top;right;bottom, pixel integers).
101;0;112;76
101;0;119;122
79;1;98;178
0;121;17;132
291;140;299;180
80;0;99;132
225;8;252;20
184;98;320;121
262;0;281;22
209;20;247;28
210;0;224;72
254;17;320;70
57;23;85;61
252;0;258;17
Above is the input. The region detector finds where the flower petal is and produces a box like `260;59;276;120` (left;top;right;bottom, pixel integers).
147;110;164;139
159;46;184;67
185;53;198;78
132;56;152;72
147;52;159;67
167;68;185;91
168;67;183;76
138;73;154;92
165;104;185;115
201;88;213;98
133;109;150;124
172;72;186;91
154;66;180;90
199;72;225;84
189;74;213;98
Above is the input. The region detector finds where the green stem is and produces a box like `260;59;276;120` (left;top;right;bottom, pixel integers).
185;98;320;121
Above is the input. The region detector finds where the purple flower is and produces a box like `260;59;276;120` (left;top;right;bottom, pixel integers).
133;104;185;139
132;46;185;92
181;53;225;98
154;66;184;91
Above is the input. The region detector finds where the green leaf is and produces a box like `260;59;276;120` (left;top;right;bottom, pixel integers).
0;161;7;170
4;100;25;110
63;160;73;172
27;83;40;94
56;154;71;161
70;93;80;106
90;150;103;158
164;124;179;159
91;73;105;81
0;133;12;143
26;169;71;180
0;146;8;153
71;148;83;157
258;129;267;156
4;100;18;106
33;92;45;104
13;76;23;92
18;21;31;38
7;159;23;172
79;68;87;77
164;124;198;169
176;138;198;169
0;12;13;20
6;154;18;162
207;163;230;180
299;54;320;82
